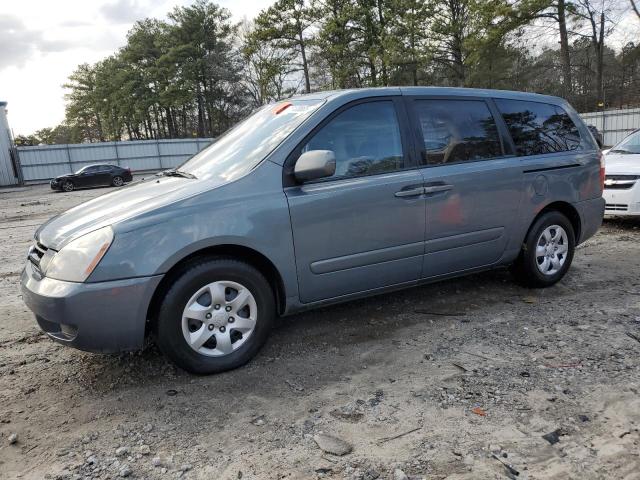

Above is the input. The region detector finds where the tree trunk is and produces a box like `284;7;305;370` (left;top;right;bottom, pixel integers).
166;107;175;138
377;0;388;86
596;12;605;105
196;84;206;138
369;56;378;86
452;35;465;86
152;104;163;139
558;0;572;98
297;21;311;93
410;26;418;86
95;113;105;142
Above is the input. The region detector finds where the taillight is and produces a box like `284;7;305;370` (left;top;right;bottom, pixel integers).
599;151;605;191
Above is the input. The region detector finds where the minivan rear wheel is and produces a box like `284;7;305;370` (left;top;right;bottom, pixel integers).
513;211;575;288
154;257;275;374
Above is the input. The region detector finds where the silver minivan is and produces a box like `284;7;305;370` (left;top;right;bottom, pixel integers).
21;87;605;373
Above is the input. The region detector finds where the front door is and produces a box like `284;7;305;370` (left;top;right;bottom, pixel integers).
76;166;98;188
95;165;112;185
285;99;426;303
406;97;523;278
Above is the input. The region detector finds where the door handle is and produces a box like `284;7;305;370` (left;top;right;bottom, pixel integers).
423;184;452;194
395;187;425;198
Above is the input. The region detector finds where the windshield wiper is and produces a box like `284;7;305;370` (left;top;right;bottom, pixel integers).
158;169;197;179
609;149;634;154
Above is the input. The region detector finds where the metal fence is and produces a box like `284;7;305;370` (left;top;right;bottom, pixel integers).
580;107;640;147
16;138;214;183
10;106;640;184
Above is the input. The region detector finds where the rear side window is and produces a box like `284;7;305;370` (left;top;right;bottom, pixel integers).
495;99;582;156
412;99;502;165
302;101;403;178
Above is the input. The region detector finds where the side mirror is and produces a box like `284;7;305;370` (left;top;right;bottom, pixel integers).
294;150;336;182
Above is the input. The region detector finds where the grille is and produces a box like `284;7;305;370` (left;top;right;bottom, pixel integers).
605;204;629;211
604;175;638;190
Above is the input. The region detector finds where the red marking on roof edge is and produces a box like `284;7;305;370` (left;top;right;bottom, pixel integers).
273;102;292;114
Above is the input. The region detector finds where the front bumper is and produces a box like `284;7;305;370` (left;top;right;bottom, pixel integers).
603;183;640;216
21;261;162;353
50;179;61;190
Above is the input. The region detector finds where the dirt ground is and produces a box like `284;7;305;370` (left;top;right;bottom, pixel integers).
0;182;638;480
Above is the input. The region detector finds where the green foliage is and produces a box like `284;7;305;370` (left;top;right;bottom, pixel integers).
37;0;634;145
62;0;245;143
253;0;315;92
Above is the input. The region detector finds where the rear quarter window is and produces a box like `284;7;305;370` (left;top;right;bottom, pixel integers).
495;99;584;156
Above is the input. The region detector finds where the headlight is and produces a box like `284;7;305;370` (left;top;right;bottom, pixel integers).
45;226;114;282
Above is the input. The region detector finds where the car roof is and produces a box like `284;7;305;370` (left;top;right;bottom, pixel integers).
77;164;116;171
291;86;567;106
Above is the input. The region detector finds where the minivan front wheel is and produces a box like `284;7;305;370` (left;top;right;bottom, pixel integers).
154;257;275;374
513;211;575;288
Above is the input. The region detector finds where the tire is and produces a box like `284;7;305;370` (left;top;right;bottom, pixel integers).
154;257;276;374
512;211;576;288
112;175;124;187
62;181;74;192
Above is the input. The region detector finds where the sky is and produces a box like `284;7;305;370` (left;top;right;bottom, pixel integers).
0;0;638;136
0;0;272;136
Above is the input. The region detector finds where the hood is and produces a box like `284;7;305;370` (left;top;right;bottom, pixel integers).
603;152;640;176
37;175;225;250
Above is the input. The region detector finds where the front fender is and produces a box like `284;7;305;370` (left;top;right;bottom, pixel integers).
87;161;298;299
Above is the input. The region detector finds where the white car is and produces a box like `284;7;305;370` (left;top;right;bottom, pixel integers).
603;129;640;216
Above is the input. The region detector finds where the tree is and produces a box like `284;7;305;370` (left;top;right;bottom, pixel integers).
166;0;245;136
33;0;640;144
64;63;106;142
572;0;620;106
253;0;315;93
241;22;299;106
14;135;40;146
385;0;432;86
557;0;573;97
313;0;360;89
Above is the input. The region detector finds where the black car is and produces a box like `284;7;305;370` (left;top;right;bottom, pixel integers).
50;164;133;192
587;125;604;148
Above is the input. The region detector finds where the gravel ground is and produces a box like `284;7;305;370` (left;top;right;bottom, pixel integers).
0;183;639;480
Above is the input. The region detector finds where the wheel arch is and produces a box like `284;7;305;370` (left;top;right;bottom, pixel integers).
145;244;287;335
540;201;581;241
526;201;582;244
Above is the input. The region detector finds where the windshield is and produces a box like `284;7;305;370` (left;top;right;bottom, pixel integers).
611;130;640;154
179;99;324;180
